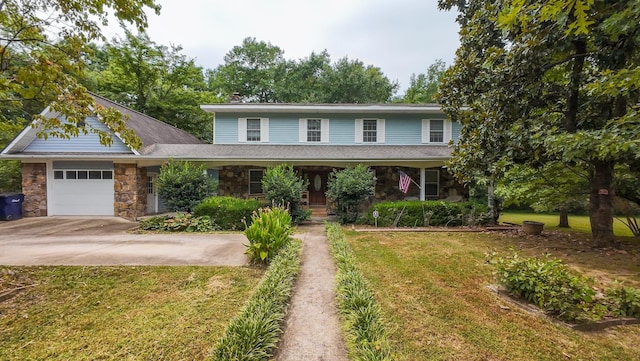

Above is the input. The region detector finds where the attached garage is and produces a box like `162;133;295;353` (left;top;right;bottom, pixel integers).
49;161;114;216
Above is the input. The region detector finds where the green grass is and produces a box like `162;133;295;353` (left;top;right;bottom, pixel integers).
345;230;640;361
0;266;263;361
499;210;636;237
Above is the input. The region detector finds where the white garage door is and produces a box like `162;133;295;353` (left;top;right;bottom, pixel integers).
50;162;114;216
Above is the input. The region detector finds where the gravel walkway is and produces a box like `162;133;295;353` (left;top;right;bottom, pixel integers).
274;224;348;361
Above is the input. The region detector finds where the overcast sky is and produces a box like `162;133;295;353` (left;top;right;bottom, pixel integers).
108;0;461;94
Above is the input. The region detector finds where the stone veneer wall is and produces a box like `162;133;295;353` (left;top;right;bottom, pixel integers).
21;163;47;217
114;163;147;220
218;165;255;198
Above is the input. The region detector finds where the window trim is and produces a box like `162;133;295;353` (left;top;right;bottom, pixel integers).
52;169;114;181
248;169;266;195
299;118;329;143
422;119;451;144
238;117;269;142
355;118;385;144
424;169;440;199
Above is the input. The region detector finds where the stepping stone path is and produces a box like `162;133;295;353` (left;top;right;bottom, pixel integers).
274;224;349;361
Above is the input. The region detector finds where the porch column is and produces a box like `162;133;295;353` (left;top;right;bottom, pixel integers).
420;167;426;201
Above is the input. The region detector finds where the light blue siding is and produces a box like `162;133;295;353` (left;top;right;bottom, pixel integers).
328;118;355;144
214;117;239;144
452;121;462;143
269;117;299;144
385;117;422;145
213;112;453;145
24;117;131;153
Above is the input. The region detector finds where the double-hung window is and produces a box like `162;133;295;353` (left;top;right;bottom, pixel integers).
248;169;265;195
425;170;439;199
422;119;450;144
355;118;385;143
299;118;329;143
239;118;269;142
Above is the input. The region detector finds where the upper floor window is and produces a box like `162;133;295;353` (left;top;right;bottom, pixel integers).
422;119;450;144
238;118;269;142
299;118;329;143
355;118;385;144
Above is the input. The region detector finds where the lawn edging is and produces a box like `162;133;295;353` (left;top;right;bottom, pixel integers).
326;222;394;361
211;238;302;361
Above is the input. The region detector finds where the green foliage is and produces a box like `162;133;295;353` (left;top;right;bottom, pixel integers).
606;283;640;318
1;0;157;148
364;201;490;227
326;165;377;224
0;120;23;192
326;223;393;361
261;164;310;224
401;59;447;103
494;253;602;322
212;239;302;361
193;196;261;231
243;207;294;265
438;0;640;246
211;38;398;103
139;213;217;232
156;160;215;213
496;163;589;214
86;31;221;141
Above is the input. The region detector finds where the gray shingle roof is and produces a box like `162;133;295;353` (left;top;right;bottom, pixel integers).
91;93;203;147
141;144;452;162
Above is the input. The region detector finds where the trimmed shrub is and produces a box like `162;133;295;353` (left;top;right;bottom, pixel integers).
139;213;217;232
157;160;216;212
326;165;376;223
494;253;602;322
212;239;302;361
607;283;640;318
244;207;294;264
262;164;310;224
326;223;393;361
193;196;261;230
362;200;490;227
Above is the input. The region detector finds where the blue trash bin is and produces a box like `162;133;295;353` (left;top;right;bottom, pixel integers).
0;193;25;221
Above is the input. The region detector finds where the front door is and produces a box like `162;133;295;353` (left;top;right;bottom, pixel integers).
146;174;158;214
307;171;329;206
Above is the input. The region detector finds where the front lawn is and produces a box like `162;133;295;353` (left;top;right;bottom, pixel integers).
345;230;640;360
499;210;636;237
0;266;263;360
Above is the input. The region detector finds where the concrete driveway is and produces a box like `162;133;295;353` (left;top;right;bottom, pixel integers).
0;217;248;266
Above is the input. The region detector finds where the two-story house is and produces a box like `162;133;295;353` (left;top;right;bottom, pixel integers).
1;94;464;220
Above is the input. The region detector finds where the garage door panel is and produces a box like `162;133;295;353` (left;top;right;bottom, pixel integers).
51;180;114;215
50;165;114;216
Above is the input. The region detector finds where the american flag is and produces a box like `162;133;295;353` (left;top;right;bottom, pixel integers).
399;171;411;193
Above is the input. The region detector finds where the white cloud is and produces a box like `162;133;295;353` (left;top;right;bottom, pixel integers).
105;0;460;93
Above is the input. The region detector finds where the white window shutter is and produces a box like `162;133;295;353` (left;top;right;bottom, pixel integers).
321;118;330;143
377;119;385;143
421;119;429;143
261;118;269;142
299;118;307;142
355;119;363;143
444;120;452;143
238;118;247;142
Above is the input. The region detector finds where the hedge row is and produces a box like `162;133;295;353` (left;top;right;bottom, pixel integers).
193;196;262;230
362;200;490;227
326;223;393;361
211;239;302;361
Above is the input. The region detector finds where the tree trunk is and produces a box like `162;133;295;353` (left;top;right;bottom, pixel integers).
487;182;498;225
589;161;616;247
558;209;570;228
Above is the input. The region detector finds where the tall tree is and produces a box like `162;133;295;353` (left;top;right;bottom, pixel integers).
87;32;221;140
402;59;447;103
438;0;640;246
0;0;160;149
317;56;398;103
215;37;286;103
